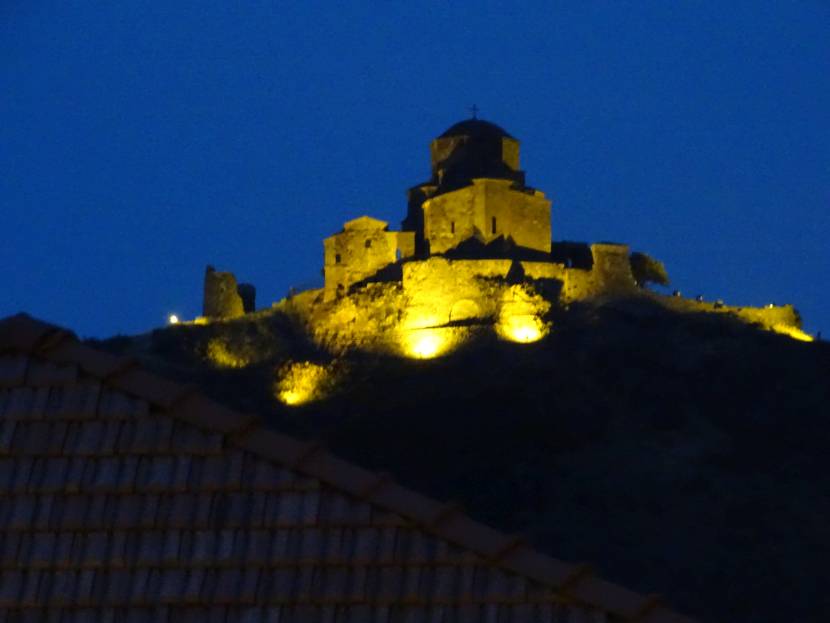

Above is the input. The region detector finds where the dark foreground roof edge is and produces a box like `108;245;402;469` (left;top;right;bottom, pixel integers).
0;312;698;623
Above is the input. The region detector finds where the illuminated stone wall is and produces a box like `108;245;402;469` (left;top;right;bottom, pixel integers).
403;257;511;327
652;294;805;336
302;283;407;353
560;244;637;302
280;247;810;364
422;180;551;255
298;257;558;356
323;216;415;302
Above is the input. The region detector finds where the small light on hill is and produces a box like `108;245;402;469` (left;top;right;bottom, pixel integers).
770;323;813;342
497;314;546;343
168;314;180;325
275;361;332;406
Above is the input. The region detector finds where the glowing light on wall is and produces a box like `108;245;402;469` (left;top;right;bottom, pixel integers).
206;339;250;368
403;328;449;359
770;324;813;342
275;361;331;405
496;285;550;344
497;314;547;343
399;324;474;359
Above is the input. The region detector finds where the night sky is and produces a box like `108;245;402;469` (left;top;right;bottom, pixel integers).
3;2;828;338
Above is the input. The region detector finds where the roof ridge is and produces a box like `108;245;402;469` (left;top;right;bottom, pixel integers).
0;312;697;623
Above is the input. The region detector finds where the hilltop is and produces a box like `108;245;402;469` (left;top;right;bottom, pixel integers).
90;117;827;622
93;294;830;623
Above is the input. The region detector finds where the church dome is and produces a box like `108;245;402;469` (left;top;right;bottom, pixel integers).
426;118;524;193
439;119;514;140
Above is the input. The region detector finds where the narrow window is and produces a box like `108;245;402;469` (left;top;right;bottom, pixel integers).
335;254;341;264
491;217;497;234
365;239;372;248
450;221;455;234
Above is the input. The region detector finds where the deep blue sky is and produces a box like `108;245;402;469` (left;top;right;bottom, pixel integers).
3;2;828;338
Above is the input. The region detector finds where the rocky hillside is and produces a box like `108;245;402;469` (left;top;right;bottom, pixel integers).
92;297;830;623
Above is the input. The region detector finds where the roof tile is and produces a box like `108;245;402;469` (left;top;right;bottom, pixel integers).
3;387;35;419
0;529;21;564
498;547;580;589
107;368;187;409
174;393;256;436
54;383;103;420
0;570;25;607
640;607;699;623
120;419;160;453
49;569;76;605
182;568;205;604
0;420;16;455
0;355;28;388
26;359;78;387
99;389;149;420
0;314;64;355
159;569;187;602
172;421;223;455
32;493;56;529
19;568;42;606
235;429;310;468
15;421;54;454
568;577;652;618
11;456;35;492
44;339;123;381
105;569;132;604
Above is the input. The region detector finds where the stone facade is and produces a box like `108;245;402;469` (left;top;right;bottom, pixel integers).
323;216;415;301
422;179;551;255
323;120;553;300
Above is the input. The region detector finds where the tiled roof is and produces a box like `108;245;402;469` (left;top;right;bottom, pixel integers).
0;313;697;622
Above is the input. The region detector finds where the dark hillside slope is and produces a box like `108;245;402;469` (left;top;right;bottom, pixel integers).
94;299;830;623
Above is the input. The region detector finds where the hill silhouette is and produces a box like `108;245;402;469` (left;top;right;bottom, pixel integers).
92;296;830;623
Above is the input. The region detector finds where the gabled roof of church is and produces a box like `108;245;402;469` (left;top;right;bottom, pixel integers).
0;313;696;622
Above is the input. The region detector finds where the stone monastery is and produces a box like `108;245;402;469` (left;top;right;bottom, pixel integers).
201;118;808;358
320;118;634;304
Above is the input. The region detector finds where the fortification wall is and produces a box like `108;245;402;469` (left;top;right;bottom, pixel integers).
560;244;637;302
403;257;511;327
299;283;407;353
652;294;803;332
520;261;568;281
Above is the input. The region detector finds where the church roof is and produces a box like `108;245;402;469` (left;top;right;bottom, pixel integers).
343;215;389;231
0;312;696;623
439;119;514;140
